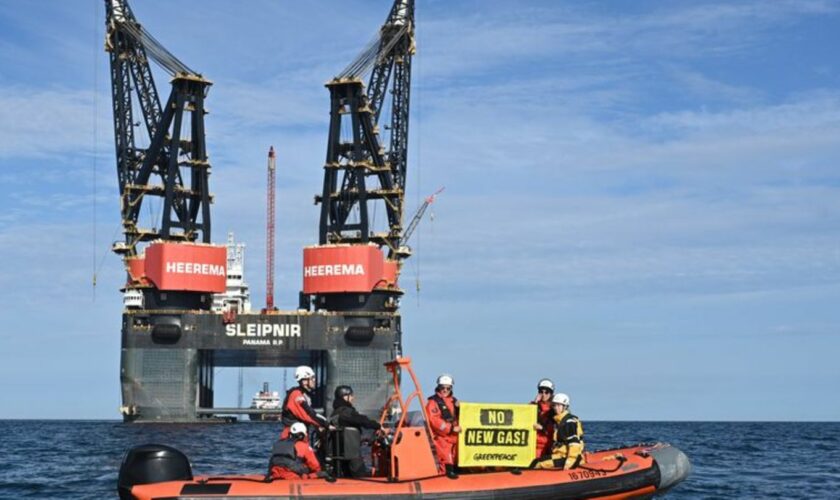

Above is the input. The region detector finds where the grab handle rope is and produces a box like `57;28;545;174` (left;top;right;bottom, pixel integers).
574;454;626;473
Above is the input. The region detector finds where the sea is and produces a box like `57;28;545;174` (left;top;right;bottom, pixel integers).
0;420;837;499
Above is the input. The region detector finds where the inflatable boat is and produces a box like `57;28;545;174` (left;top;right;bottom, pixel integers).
118;358;690;499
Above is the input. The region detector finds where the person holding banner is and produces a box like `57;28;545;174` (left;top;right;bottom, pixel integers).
426;374;461;478
535;393;585;470
531;378;556;459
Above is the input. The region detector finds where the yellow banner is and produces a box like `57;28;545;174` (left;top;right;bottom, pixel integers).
457;402;536;467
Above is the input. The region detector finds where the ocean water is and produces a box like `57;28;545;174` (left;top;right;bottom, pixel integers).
0;420;837;498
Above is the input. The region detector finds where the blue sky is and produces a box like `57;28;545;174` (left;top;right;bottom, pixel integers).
1;0;839;420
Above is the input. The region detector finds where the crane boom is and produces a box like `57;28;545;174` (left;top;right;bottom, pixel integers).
401;187;444;247
303;0;417;313
266;147;276;310
316;0;415;259
105;0;213;256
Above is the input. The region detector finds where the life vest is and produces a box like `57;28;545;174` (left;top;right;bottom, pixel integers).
267;439;308;476
553;411;584;446
534;401;555;432
428;394;459;422
281;387;311;427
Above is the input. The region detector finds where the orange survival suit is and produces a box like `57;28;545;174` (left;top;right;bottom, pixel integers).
533;399;556;458
268;438;323;480
280;386;327;439
426;391;459;474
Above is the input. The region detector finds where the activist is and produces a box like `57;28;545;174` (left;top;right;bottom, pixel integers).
535;393;585;470
330;385;383;477
268;422;329;480
280;365;328;439
426;373;461;478
531;378;556;458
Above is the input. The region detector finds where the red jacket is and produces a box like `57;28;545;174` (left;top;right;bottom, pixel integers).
294;440;321;475
533;399;555;456
269;440;322;480
282;387;326;429
427;392;459;470
534;400;555;439
426;393;459;438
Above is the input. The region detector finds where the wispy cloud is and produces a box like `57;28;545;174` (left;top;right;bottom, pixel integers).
666;67;763;105
416;0;838;84
0;87;106;159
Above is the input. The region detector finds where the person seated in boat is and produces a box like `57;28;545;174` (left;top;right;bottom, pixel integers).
535;393;585;470
531;378;556;459
426;373;461;478
280;365;329;440
269;422;329;480
330;385;384;477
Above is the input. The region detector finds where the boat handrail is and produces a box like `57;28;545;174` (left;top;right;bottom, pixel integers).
378;356;439;480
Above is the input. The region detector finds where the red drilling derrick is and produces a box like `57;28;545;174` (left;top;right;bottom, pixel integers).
266;146;276;311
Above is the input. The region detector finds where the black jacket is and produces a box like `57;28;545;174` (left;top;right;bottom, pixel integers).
331;398;380;430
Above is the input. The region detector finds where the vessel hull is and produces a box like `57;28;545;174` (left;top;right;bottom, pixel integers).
126;444;689;500
120;310;400;423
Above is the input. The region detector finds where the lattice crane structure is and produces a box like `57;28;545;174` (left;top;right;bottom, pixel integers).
306;0;417;314
105;0;213;258
266;147;277;311
317;0;414;253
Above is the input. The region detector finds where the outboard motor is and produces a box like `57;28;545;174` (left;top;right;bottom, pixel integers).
118;444;193;500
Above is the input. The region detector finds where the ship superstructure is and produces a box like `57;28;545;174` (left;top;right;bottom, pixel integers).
248;382;281;421
212;233;252;315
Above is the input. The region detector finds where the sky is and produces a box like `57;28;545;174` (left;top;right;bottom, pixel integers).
0;0;839;421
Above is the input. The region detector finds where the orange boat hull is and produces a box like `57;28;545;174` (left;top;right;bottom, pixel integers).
126;443;689;500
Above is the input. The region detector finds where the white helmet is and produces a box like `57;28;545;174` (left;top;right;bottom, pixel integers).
552;393;570;406
289;422;307;437
436;374;454;386
538;378;555;391
295;365;315;382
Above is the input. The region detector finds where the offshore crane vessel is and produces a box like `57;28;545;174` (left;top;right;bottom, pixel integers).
106;0;417;422
108;2;692;497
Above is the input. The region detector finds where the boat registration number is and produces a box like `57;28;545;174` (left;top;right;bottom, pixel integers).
568;469;608;481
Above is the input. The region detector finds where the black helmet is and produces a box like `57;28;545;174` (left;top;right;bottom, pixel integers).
334;385;354;399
